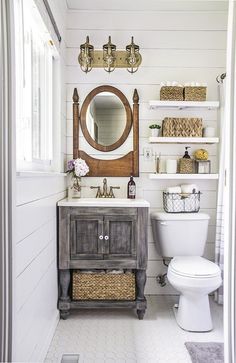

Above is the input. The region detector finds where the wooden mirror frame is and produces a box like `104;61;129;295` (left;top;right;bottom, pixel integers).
80;85;132;152
73;86;139;177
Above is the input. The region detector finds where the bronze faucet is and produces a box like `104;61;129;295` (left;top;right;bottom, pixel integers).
90;178;120;198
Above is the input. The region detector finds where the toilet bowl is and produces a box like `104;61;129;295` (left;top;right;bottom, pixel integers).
167;256;222;332
150;212;222;332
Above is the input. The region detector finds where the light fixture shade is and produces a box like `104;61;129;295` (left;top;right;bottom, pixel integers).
126;36;142;73
78;36;94;73
103;36;116;73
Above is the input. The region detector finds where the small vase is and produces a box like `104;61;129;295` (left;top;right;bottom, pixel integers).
151;129;160;137
68;176;81;199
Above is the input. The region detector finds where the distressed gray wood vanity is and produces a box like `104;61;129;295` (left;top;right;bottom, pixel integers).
58;198;149;319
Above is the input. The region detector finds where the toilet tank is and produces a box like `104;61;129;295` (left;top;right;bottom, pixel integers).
151;212;210;258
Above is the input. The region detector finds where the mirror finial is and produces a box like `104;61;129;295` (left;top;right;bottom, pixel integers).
73;88;79;103
133;89;139;103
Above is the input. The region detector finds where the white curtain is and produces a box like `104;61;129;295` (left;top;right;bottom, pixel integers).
215;79;226;305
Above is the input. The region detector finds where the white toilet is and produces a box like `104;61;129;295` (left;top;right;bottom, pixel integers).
151;212;222;332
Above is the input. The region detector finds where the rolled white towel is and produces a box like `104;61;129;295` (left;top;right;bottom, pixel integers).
166;186;181;194
181;184;199;194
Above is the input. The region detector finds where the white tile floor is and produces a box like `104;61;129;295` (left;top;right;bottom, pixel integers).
45;295;223;363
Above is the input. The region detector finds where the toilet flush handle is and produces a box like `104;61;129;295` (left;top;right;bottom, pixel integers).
160;222;167;225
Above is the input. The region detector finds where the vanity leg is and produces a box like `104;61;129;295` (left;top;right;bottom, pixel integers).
137;309;145;320
136;269;147;320
59;269;71;319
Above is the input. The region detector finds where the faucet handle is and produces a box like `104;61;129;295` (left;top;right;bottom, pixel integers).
90;186;102;198
109;186;120;198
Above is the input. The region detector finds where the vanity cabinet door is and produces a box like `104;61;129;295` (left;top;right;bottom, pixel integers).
70;215;104;260
103;215;137;259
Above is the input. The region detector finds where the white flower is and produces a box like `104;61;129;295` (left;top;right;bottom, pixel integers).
74;158;89;177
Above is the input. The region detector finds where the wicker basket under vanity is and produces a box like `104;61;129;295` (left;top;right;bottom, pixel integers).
72;271;136;301
162;117;203;137
184;86;207;101
160;86;184;101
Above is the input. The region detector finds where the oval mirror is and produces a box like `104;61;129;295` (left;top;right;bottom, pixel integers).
80;86;132;152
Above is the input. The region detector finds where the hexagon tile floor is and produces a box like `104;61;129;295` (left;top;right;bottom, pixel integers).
45;295;223;363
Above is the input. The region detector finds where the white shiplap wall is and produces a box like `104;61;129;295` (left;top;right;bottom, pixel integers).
13;1;68;362
65;4;227;294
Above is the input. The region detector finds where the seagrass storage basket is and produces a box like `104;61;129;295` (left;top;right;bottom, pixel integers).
72;271;136;300
184;86;207;101
179;158;195;174
160;86;184;101
162;117;203;137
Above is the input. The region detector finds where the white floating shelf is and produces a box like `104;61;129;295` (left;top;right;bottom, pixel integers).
149;173;219;180
149;100;220;110
149;137;219;144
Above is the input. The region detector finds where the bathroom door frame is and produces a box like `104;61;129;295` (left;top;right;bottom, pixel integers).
0;0;15;361
224;1;236;362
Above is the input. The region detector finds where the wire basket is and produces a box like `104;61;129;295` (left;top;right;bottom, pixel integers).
163;192;201;213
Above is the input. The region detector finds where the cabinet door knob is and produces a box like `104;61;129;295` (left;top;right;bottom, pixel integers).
99;235;104;240
104;235;109;240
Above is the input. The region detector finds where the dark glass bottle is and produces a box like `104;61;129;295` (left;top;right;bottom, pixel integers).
127;176;136;199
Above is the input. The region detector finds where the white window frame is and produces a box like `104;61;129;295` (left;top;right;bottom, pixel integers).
14;0;60;172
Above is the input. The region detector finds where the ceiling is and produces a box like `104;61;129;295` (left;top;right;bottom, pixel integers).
66;0;228;12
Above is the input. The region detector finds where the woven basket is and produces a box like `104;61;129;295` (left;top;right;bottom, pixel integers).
162;117;203;137
184;86;207;101
179;159;195;174
72;272;136;300
160;86;184;101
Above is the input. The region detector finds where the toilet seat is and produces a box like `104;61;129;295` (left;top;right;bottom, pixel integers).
169;256;221;279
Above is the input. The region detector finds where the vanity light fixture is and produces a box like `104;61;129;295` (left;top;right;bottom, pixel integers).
78;36;142;73
103;36;116;73
78;36;94;73
126;36;141;73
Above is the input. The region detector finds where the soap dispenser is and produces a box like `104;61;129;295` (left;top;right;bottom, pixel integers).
179;146;195;174
183;146;191;159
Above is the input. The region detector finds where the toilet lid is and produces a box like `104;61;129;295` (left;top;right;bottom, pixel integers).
151;212;210;221
169;256;221;278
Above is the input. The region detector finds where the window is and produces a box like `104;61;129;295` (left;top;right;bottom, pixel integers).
15;0;58;171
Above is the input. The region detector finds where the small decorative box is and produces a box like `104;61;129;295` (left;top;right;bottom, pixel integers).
196;160;211;174
160;86;184;101
184;86;207;101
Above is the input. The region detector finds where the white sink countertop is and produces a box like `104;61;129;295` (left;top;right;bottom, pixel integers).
58;198;150;208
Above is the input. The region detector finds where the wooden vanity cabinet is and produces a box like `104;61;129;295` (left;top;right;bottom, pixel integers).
58;204;149;320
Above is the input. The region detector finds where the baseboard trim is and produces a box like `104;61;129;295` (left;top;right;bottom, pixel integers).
30;310;60;363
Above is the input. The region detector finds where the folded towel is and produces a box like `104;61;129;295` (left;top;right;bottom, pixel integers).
81;270;106;274
166;186;181;194
106;270;124;274
181;184;199;194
